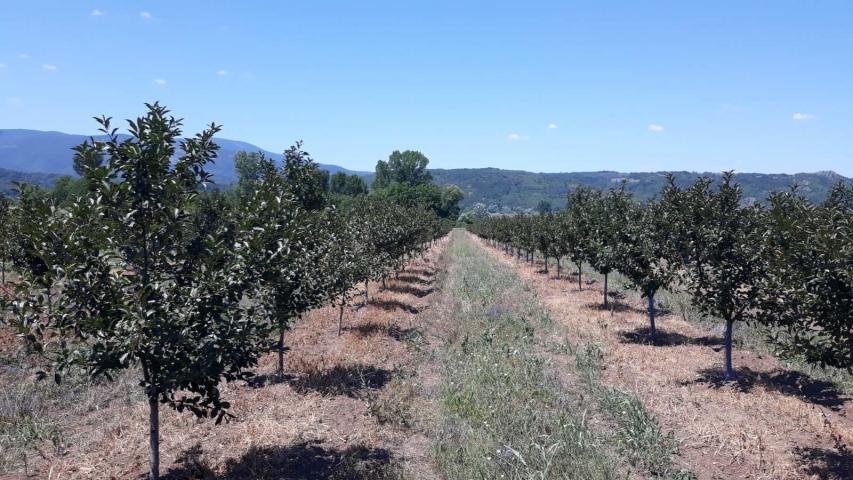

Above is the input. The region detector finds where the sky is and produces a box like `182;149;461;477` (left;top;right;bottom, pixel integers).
1;1;852;175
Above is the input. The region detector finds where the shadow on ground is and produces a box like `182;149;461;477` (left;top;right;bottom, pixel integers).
247;372;297;388
793;446;853;480
394;274;432;286
400;267;434;278
348;322;421;343
385;284;434;298
619;326;723;347
583;300;644;314
289;364;392;398
368;298;420;314
685;367;850;410
164;441;400;480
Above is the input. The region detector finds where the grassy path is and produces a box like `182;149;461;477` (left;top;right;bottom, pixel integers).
420;230;689;479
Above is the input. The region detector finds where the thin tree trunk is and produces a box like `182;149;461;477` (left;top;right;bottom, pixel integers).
556;258;561;279
724;319;734;380
338;303;345;336
382;276;386;290
364;280;369;306
148;395;160;480
648;294;656;340
544;256;548;274
603;272;609;307
277;325;285;378
1;259;5;285
577;263;582;291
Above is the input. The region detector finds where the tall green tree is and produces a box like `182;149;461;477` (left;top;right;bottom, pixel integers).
329;171;369;196
234;151;268;200
372;149;433;189
5;104;268;480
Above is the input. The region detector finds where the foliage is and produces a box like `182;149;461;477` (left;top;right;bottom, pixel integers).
617;198;678;336
329;171;369;196
469;171;852;380
234;151;268;200
4;103;269;480
760;183;853;370
237;155;332;377
282;142;329;210
372;150;432;189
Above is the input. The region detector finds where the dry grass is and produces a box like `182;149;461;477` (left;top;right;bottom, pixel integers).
0;239;451;480
474;234;852;480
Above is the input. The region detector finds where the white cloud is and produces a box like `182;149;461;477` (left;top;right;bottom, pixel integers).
90;9;105;16
547;123;558;129
140;11;153;20
216;69;230;76
792;112;815;121
648;124;664;133
42;64;57;71
18;53;29;59
152;78;167;86
507;133;529;142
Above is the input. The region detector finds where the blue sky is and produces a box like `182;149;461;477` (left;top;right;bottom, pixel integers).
1;1;852;175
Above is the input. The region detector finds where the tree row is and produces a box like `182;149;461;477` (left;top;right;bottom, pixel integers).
468;172;852;380
0;103;452;480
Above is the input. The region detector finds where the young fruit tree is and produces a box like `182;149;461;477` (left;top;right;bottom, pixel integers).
325;210;369;335
564;187;596;290
617;198;677;339
0;194;18;286
238;153;332;379
4;104;269;480
670;172;766;380
588;187;632;307
760;183;853;370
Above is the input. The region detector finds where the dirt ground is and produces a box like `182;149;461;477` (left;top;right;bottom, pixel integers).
0;238;450;480
473;234;852;480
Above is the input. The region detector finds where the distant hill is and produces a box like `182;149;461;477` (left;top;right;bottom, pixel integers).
2;129;849;208
0;167;63;196
0;129;369;184
431;168;852;210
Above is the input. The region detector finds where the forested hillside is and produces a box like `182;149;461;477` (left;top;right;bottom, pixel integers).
432;168;852;210
0;167;62;196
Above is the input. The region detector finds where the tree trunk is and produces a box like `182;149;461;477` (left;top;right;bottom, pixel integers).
338;303;345;336
556;258;561;279
1;259;5;285
543;256;548;274
577;263;582;291
277;325;285;379
382;276;386;290
148;395;160;480
364;280;369;306
648;294;656;340
603;272;609;308
724;319;734;380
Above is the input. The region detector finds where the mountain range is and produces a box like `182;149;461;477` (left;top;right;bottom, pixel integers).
1;129;850;208
0;129;368;180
